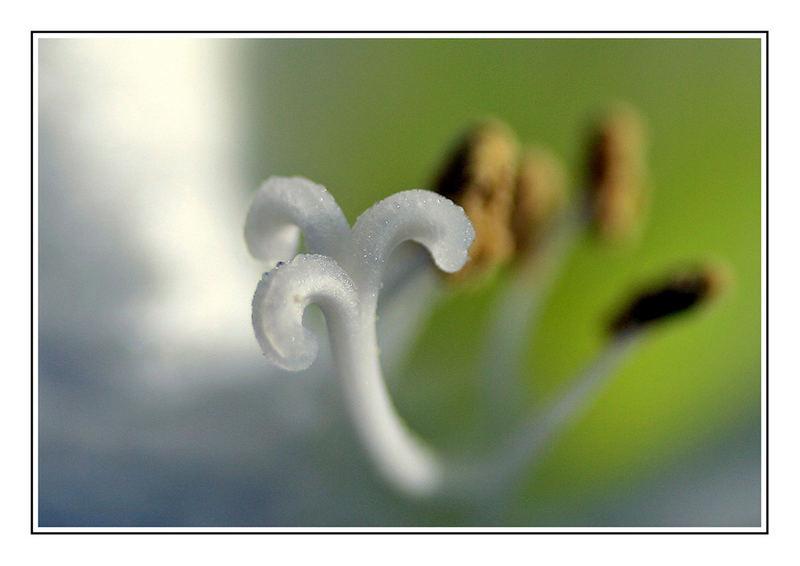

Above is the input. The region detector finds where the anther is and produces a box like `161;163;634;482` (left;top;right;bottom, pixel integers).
585;104;647;242
511;147;567;255
433;119;519;281
609;262;728;335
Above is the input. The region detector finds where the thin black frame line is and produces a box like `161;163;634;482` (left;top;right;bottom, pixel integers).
764;30;769;535
30;30;769;536
30;30;768;34
32;530;766;535
30;29;35;538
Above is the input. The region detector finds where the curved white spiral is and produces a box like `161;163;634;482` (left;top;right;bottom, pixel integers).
251;254;358;371
349;190;475;298
244;176;351;266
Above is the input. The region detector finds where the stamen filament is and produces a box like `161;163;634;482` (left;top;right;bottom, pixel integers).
477;207;584;434
449;331;641;508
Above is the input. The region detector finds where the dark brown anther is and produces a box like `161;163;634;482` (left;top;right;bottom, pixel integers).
586;104;647;242
610;263;728;335
433;119;519;282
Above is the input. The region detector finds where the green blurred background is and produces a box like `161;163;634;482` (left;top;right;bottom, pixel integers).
235;38;761;524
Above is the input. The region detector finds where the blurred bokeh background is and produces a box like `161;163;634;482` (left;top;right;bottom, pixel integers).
37;36;761;527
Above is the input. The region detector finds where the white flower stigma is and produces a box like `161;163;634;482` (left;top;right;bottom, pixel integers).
247;176;475;496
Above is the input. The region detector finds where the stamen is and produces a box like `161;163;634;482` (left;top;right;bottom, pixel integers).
433;119;519;281
609;262;728;335
511;147;567;256
476;147;572;434
452;332;642;505
585;104;647;242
